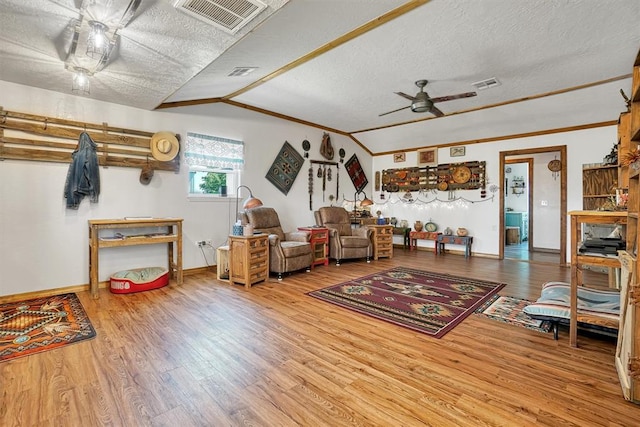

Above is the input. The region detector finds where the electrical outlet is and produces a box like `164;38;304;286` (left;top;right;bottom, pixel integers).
196;240;206;247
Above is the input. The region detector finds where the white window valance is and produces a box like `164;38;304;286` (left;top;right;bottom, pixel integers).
184;132;244;171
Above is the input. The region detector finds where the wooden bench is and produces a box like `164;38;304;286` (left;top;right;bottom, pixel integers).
409;231;440;251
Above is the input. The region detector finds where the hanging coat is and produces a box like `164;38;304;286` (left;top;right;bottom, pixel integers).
64;132;100;209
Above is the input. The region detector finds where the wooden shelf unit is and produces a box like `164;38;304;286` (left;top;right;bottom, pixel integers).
228;234;269;288
88;218;183;299
368;225;394;260
615;47;640;403
568;210;625;347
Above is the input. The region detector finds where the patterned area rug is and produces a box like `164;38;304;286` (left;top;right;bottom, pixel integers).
0;293;96;362
265;141;304;195
474;295;552;333
308;267;505;338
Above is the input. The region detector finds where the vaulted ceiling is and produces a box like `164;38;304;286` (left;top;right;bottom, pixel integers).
1;0;639;155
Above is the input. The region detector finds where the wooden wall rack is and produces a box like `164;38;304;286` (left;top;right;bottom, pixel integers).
381;161;486;192
0;107;179;172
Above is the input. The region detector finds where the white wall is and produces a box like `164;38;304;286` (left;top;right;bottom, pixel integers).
372;126;618;258
0;81;371;297
0;79;620;297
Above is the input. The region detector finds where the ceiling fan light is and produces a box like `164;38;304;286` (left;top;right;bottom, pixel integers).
86;20;110;59
71;68;90;95
411;100;430;112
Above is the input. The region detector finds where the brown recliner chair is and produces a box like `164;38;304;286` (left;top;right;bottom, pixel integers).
244;207;313;280
314;206;372;265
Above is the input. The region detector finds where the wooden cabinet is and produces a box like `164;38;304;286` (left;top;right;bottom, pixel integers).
568;211;625;347
582;164;618;210
615;47;640;403
298;227;329;268
88;218;183;299
368;225;394;260
228;234;269;288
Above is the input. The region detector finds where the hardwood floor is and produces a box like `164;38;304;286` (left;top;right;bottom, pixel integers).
2;249;638;426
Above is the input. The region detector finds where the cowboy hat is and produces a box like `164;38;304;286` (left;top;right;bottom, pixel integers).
150;131;179;161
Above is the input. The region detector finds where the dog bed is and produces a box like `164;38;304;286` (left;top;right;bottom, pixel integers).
110;267;169;294
523;281;620;340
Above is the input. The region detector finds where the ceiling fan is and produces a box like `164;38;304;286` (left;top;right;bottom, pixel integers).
379;80;477;117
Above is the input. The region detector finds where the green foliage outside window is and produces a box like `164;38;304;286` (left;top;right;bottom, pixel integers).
199;172;227;194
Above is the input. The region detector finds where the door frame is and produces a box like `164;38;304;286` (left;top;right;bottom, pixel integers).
499;145;567;265
505;157;534;252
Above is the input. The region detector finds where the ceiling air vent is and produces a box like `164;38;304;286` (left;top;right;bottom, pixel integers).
471;77;501;91
172;0;267;34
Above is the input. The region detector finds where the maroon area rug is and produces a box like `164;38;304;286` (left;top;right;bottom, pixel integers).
308;267;505;338
0;293;96;362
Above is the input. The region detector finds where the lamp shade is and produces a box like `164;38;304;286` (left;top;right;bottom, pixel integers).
360;196;374;207
243;195;263;210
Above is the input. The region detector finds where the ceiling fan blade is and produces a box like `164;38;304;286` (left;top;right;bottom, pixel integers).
394;92;417;101
430;106;445;117
379;105;411;117
429;91;477;103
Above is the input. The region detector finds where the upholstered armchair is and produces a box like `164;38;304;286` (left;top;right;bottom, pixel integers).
244;207;313;280
314;206;372;265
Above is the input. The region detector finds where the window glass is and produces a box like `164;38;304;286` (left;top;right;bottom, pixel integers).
185;132;243;196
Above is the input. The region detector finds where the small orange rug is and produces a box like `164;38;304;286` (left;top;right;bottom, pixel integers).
0;293;96;362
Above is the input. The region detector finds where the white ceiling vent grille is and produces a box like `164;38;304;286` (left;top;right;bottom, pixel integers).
471;77;501;91
172;0;267;34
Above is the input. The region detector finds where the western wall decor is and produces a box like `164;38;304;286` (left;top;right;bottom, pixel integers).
417;148;438;166
393;152;406;163
345;153;368;193
381;161;486;193
450;146;466;157
0;108;180;173
320;132;335;160
265;141;304;195
308;159;339;210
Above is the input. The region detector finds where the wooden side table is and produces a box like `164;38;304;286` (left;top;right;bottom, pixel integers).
437;235;473;258
368;225;394;260
409;231;440;251
392;227;411;249
298;227;329;268
228;234;269;288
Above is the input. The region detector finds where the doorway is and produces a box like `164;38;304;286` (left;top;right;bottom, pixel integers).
504;158;532;260
499;146;567;265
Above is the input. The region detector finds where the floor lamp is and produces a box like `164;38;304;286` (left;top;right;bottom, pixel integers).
233;185;263;234
353;190;373;221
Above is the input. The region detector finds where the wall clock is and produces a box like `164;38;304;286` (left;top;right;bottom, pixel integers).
452;166;472;184
425;221;438;232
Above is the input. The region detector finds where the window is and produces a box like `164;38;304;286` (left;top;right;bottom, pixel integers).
185;132;244;196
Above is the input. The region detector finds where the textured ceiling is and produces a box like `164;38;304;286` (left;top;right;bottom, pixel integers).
1;0;639;154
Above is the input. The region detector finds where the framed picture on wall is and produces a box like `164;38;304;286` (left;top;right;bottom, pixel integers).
450;146;466;157
393;152;406;163
417;148;438;166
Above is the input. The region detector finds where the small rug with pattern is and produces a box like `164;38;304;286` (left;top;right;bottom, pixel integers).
265;141;304;195
474;295;552;333
308;267;505;338
0;293;96;362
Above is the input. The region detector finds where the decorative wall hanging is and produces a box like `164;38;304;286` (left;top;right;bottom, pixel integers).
339;148;346;163
265;141;304;195
393;152;406;163
302;139;310;158
320;132;334;160
345;154;368;193
450;146;466;157
309;159;338;210
417;148;438;166
381;161;486;192
548;158;561;180
375;171;381;191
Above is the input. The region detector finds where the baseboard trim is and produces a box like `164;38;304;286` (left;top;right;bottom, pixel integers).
0;266;217;304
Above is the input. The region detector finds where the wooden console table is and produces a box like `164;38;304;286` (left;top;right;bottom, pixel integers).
437;235;473;258
409;231;440;251
88;218;183;299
